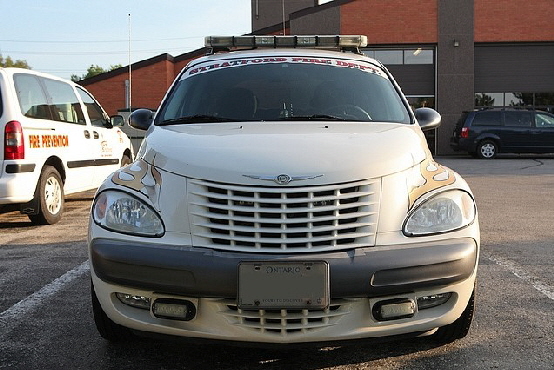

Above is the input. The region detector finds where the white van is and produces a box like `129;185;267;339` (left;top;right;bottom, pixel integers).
0;68;133;224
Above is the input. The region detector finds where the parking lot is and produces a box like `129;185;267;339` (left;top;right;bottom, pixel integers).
0;156;553;370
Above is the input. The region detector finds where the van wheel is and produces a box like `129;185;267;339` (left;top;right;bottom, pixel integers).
476;140;497;159
432;290;475;344
28;166;64;225
91;281;135;342
121;154;131;167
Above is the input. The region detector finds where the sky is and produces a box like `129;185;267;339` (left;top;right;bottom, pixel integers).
0;0;252;80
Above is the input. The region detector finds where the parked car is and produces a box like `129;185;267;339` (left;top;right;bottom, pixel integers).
450;108;554;159
0;68;133;224
88;35;480;346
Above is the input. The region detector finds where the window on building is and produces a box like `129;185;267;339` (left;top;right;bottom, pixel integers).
404;49;433;64
475;92;554;113
363;48;434;65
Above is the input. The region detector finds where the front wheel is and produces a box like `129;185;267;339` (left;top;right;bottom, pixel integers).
91;281;135;342
476;140;498;159
432;290;475;344
28;166;64;225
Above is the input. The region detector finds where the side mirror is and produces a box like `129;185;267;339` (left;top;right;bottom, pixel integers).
129;109;154;131
415;107;441;131
110;115;125;127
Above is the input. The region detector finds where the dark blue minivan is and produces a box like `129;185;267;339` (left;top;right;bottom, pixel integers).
450;108;554;158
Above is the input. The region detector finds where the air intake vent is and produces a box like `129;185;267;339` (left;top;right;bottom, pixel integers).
189;179;379;253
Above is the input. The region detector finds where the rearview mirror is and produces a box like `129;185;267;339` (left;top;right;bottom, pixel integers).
110;115;125;127
129;109;154;131
415;108;441;131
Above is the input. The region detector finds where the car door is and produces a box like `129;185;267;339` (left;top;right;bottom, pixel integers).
501;110;535;152
533;111;554;152
75;87;121;185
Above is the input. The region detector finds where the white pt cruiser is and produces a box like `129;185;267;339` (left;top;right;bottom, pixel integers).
88;35;479;346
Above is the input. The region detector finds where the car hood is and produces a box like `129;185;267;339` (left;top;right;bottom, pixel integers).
138;122;428;184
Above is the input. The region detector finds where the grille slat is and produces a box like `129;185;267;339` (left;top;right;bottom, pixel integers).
217;299;351;336
189;179;379;253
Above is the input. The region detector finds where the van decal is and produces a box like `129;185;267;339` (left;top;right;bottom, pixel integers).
409;157;455;208
184;56;385;79
28;134;69;148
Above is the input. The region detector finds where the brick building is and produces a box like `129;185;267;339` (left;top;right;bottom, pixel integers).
80;0;554;154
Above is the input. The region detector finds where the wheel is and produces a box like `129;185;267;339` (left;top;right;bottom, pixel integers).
28;166;64;225
432;290;475;344
476;140;498;159
121;154;131;167
321;104;372;121
91;281;135;342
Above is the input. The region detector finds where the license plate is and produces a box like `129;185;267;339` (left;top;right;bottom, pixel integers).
238;261;329;310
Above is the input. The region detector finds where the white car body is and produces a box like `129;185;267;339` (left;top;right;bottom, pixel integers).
88;36;479;346
0;68;133;224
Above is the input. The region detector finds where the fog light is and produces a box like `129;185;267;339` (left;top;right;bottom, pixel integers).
116;293;151;310
372;298;416;321
417;293;452;310
152;299;196;321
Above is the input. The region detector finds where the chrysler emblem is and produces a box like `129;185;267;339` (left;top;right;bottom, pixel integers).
243;173;323;185
275;174;292;185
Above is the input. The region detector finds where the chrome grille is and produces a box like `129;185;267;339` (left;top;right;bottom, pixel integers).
217;299;351;336
189;178;379;252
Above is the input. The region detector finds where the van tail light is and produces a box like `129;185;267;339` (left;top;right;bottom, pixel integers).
4;120;25;160
460;127;469;139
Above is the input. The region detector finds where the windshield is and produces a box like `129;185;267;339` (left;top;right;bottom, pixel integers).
157;56;412;124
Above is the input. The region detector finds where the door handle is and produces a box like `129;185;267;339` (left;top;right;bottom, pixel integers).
93;131;99;139
84;130;91;139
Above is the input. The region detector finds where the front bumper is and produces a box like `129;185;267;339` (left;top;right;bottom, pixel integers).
90;237;478;299
90;237;478;343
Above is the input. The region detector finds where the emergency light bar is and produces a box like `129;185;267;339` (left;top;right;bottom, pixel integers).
205;35;368;49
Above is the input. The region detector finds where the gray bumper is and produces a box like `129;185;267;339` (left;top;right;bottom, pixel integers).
90;237;478;298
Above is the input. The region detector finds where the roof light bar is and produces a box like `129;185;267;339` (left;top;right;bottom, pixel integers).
205;35;368;49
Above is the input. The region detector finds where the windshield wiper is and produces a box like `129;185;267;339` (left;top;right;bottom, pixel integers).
158;115;237;126
278;114;348;121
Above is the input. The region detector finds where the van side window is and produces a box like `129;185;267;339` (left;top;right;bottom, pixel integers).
14;74;52;120
505;111;532;127
41;78;86;125
472;111;501;126
536;112;554;127
76;87;107;127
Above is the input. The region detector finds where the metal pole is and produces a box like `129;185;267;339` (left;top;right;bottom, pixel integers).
282;0;286;35
128;13;132;114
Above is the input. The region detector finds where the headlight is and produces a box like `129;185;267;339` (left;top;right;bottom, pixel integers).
403;190;475;236
93;190;164;237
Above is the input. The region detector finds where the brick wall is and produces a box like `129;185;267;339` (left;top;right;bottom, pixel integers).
340;0;438;44
84;59;176;115
475;0;554;42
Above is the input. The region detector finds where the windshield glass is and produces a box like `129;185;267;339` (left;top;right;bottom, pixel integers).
157;56;411;124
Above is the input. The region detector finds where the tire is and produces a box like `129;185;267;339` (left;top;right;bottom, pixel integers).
476;140;498;159
91;281;135;342
121;154;131;167
432;290;475;344
28;166;64;225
